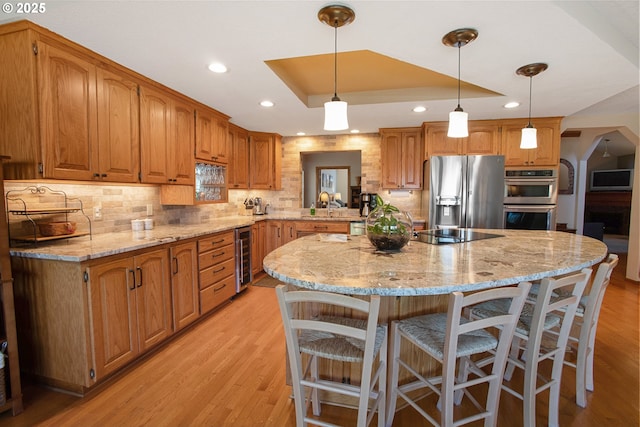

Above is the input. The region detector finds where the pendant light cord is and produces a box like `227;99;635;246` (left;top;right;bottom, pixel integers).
527;76;533;127
456;45;461;109
332;20;339;101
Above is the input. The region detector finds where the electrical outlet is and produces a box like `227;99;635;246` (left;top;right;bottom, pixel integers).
146;204;153;216
93;206;103;221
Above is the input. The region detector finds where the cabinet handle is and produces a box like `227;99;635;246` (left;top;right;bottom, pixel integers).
212;266;226;274
93;173;100;178
213;283;227;292
136;266;143;288
173;257;179;274
211;239;224;245
129;269;136;290
314;226;328;230
212;251;226;258
101;173;107;178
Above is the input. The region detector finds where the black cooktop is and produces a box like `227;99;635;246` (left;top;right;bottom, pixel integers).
416;228;503;245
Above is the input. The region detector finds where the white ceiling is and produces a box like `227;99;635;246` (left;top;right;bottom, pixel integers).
2;1;638;152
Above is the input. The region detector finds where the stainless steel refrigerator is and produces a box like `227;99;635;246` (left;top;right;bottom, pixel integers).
427;155;505;229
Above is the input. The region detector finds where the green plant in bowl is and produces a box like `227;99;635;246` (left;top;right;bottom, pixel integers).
366;195;413;251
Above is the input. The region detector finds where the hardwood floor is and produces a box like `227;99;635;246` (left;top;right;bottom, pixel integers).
1;254;637;426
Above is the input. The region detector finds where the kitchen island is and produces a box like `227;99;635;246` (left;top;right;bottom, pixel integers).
263;229;608;408
263;229;608;296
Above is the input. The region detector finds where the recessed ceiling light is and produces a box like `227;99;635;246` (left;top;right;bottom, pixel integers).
207;62;227;73
504;101;520;109
260;100;274;107
350;129;360;134
413;106;427;113
296;132;306;136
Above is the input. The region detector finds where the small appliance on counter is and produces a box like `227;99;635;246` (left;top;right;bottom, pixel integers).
253;197;264;215
359;192;378;217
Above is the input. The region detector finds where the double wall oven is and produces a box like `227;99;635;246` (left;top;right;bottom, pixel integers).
503;169;557;230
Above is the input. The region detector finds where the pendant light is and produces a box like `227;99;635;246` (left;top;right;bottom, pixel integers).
516;63;548;149
442;28;478;138
602;139;612;158
318;5;355;131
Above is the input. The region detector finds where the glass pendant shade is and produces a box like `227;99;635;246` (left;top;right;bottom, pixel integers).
520;125;537;149
447;109;469;138
324;100;349;131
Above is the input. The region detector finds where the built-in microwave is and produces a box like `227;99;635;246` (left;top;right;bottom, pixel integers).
504;169;558;205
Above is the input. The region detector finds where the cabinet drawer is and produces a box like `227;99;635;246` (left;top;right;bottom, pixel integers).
200;275;235;314
198;231;235;253
199;257;235;290
198;243;234;270
294;221;349;234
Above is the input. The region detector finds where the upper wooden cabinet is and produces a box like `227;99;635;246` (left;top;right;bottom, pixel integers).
424;121;500;158
0;23;141;182
96;67;140;182
195;107;230;163
228;124;250;189
249;131;282;190
500;117;561;167
140;86;194;184
380;128;423;190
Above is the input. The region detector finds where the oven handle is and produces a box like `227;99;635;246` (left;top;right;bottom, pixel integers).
503;204;556;212
505;178;557;185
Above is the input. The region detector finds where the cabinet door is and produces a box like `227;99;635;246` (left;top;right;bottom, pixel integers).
229;125;250;189
402;130;423;189
425;123;462;157
134;249;172;352
170;242;200;331
251;222;265;276
381;132;402;189
464;122;499;155
249;133;273;189
500;123;530;166
140;86;171;183
195;108;215;162
282;221;296;244
265;221;283;255
170;98;195;184
88;258;138;380
96;67;140;182
529;121;560;166
36;41;98;180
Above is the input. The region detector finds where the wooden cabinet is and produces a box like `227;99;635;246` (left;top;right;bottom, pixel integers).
88;249;172;380
380;128;423;190
0;158;23;415
251;221;266;277
139;86;194;184
294;220;349;238
265;221;284;255
96;66;140;182
170;242;200;331
249;131;282;190
36;40;99;181
195;107;230;164
0;23;140;182
228;124;250;189
424;121;499;158
197;231;236;314
500;117;561;167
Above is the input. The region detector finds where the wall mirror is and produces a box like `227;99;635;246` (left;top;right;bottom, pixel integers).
558;158;574;195
301;151;361;208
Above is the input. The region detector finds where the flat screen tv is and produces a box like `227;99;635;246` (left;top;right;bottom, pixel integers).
590;169;634;191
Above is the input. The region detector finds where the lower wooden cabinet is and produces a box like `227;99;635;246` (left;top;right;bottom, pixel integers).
88;249;172;380
170;242;200;331
294;221;349;238
251;221;266;276
197;230;236;314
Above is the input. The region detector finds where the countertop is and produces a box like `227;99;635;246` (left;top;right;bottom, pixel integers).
262;230;608;296
8;211;426;262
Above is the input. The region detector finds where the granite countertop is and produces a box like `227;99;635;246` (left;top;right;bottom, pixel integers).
9;211;427;262
9;217;254;262
262;230;608;296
